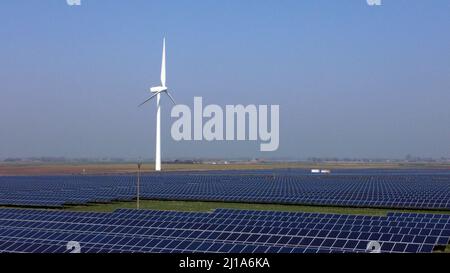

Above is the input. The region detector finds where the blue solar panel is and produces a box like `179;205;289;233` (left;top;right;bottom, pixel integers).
0;170;449;253
0;207;448;253
0;170;449;209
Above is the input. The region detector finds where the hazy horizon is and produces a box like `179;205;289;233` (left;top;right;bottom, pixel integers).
1;154;449;162
1;1;449;159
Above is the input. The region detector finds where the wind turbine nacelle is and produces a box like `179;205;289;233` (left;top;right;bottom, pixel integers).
150;86;167;93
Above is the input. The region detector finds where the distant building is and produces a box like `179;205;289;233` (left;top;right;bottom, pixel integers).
311;169;331;174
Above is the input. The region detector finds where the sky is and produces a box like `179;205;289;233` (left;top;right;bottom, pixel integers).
0;0;449;160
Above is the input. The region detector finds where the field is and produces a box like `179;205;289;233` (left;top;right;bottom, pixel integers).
66;199;450;253
66;199;450;216
0;162;448;176
1;164;450;253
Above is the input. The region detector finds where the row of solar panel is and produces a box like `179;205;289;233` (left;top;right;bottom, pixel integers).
2;217;447;245
1;172;449;209
0;208;448;253
1;208;449;233
1;207;449;228
2;208;448;230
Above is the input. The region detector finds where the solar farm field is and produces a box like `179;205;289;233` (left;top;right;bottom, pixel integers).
0;170;449;209
0;208;449;253
0;169;449;253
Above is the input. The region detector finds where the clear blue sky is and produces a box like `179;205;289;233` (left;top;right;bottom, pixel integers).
0;0;449;159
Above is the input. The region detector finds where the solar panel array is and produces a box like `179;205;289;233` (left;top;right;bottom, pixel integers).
0;208;448;253
0;171;450;210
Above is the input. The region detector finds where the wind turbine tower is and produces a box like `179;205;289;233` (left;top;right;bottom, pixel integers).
139;38;175;171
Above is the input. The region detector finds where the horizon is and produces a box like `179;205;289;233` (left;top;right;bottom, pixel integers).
1;155;449;162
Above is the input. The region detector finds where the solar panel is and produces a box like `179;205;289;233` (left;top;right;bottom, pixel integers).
0;171;449;209
0;170;449;253
0;207;448;253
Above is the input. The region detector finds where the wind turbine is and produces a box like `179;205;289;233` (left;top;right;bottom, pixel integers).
139;38;175;171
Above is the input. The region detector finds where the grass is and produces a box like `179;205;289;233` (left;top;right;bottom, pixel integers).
434;245;450;253
65;199;450;216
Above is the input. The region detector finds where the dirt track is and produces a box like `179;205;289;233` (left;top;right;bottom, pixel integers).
0;162;448;176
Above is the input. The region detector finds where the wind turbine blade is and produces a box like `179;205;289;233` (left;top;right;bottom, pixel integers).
164;91;176;105
138;92;159;107
160;38;166;87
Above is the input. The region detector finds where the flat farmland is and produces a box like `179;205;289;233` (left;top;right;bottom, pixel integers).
1;162;448;176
